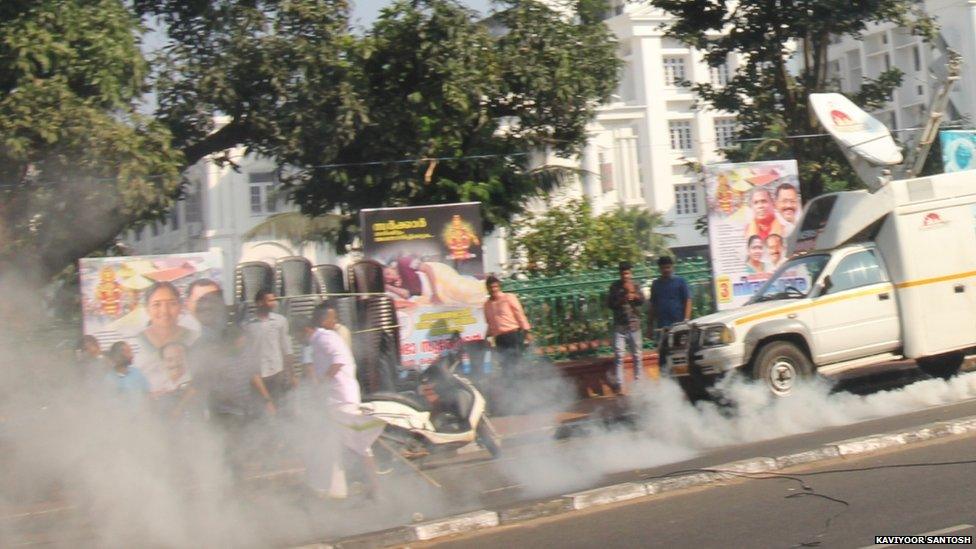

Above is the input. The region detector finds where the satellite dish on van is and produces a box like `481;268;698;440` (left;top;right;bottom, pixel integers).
810;93;903;191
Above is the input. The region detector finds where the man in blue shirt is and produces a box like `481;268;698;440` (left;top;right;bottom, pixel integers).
105;341;150;396
648;256;691;372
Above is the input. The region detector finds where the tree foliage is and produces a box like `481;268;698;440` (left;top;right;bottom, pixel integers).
292;0;622;244
0;0;620;282
509;199;673;276
0;0;182;281
651;0;936;199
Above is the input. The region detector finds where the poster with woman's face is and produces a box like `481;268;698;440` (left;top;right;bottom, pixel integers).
78;251;223;392
704;161;802;310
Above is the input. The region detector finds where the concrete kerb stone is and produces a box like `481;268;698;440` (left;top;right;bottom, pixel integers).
833;433;908;456
775;446;842;469
710;457;779;474
565;482;648;510
644;471;731;495
499;498;574;524
946;416;976;433
333;527;415;549
411;510;500;541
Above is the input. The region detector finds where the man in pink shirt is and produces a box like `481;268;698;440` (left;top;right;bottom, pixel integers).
483;275;532;381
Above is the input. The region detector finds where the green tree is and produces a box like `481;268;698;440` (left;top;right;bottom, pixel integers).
1;0;620;283
0;0;183;282
509;199;673;275
292;0;622;245
651;0;936;199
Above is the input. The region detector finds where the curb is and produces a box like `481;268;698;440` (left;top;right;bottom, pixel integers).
319;413;976;548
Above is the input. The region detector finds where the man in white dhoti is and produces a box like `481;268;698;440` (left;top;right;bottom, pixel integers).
305;302;383;499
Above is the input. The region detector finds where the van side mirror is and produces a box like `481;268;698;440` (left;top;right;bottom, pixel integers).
822;275;833;294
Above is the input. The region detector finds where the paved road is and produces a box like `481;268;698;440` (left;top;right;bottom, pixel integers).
427;432;976;549
5;370;976;547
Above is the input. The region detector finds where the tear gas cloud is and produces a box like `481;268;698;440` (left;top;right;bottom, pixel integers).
4;299;976;548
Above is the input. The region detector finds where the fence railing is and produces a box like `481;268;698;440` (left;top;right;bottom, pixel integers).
504;258;714;359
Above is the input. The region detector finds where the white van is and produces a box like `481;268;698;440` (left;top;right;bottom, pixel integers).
667;170;976;398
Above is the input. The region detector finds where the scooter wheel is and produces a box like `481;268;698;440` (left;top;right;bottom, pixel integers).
476;418;502;458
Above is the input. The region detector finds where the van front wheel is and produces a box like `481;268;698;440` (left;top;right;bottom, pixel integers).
752;341;814;397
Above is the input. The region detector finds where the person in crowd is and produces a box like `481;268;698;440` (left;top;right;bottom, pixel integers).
242;289;295;416
774;183;800;233
105;341;150;396
136;282;197;391
766;233;785;270
648;256;692;373
203;324;258;477
744;186;784;241
181;278;221;333
76;335;110;376
306;301;381;500
483;275;532;382
154;342;197;420
745;236;767;274
607;261;645;393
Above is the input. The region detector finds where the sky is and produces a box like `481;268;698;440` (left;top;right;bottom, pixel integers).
350;0;494;28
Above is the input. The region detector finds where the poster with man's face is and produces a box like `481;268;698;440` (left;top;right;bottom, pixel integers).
360;203;487;368
78;251;223;393
704;161;802;310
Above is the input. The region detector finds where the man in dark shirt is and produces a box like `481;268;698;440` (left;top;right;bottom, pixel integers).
648;256;692;372
607;261;645;394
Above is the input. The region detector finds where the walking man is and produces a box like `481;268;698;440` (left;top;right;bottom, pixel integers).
483;275;532;381
607;261;645;393
243;289;295;416
648;256;692;373
306;302;382;500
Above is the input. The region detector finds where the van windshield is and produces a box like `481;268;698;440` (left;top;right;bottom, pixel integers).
749;254;830;303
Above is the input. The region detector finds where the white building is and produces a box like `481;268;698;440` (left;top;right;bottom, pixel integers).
500;2;741;263
121;142;343;299
824;0;976;133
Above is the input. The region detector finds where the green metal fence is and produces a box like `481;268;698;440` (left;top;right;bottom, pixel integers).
503;258;714;359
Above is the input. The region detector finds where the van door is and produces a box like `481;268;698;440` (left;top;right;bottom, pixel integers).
811;249;901;364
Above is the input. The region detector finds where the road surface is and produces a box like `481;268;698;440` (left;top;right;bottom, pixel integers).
425;431;976;548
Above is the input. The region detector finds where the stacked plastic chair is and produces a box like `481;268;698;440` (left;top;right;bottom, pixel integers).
347;260;399;393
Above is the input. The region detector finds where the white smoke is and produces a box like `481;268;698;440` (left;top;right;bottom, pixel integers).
496;370;976;498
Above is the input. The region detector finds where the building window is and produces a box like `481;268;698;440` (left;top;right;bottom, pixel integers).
663;57;687;87
917;84;924;97
675;184;700;215
184;182;202;224
249;171;280;215
709;63;730;87
598;152;614;193
151;221;160;237
669;120;693;152
913;46;921;72
883;53;890;71
169;208;179;231
714;118;737;149
134;226;142;242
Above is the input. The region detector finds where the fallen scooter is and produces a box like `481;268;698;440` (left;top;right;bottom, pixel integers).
360;335;501;465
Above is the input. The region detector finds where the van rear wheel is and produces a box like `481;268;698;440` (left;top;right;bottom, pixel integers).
917;352;963;380
752;341;813;397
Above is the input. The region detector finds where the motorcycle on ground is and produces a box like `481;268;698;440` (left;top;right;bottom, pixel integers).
360;334;501;466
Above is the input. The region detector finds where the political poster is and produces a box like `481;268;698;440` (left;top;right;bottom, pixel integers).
940;130;976;173
704;160;802;310
360;203;487;368
79;251;224;393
